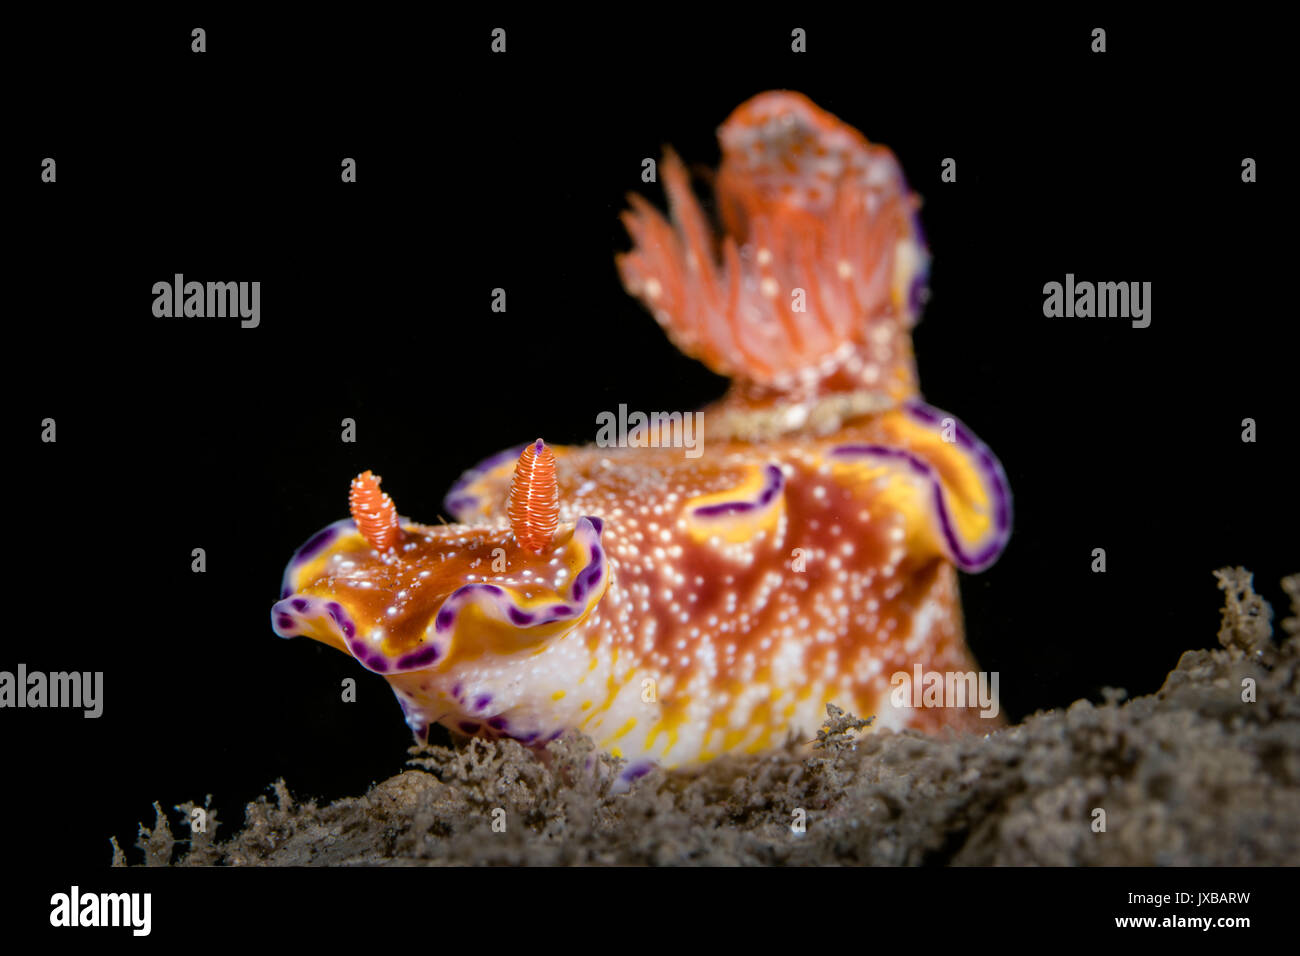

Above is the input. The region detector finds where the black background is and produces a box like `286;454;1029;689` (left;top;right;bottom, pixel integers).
4;8;1293;897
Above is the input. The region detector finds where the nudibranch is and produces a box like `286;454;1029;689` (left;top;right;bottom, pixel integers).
273;91;1011;778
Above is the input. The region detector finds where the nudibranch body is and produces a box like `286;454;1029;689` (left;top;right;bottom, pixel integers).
273;92;1011;776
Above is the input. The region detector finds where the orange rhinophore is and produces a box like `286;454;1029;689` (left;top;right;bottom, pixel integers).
349;470;400;551
508;439;559;553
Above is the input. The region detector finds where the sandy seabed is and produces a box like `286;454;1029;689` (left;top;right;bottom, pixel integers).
117;568;1300;866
